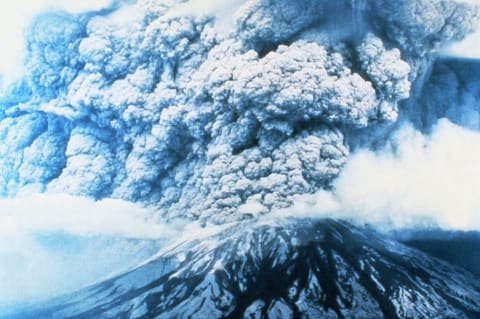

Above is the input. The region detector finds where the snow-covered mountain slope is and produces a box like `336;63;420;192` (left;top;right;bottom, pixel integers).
6;218;480;319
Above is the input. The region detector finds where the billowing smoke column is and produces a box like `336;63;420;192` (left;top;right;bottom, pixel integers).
0;0;477;225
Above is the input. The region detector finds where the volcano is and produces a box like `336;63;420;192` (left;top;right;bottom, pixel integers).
1;0;480;317
6;219;480;319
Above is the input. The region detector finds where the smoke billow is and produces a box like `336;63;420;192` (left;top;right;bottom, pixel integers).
276;120;480;231
0;0;113;87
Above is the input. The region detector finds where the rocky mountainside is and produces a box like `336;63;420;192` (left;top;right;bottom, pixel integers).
7;218;480;319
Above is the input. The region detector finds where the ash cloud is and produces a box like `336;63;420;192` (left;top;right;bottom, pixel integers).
0;0;477;226
0;0;113;86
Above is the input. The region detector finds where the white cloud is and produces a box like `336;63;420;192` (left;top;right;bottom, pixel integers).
274;119;480;231
444;29;480;59
0;194;176;239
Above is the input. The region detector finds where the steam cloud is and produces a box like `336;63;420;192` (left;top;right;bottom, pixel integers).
443;0;480;59
445;29;480;59
274;120;480;231
0;194;174;239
